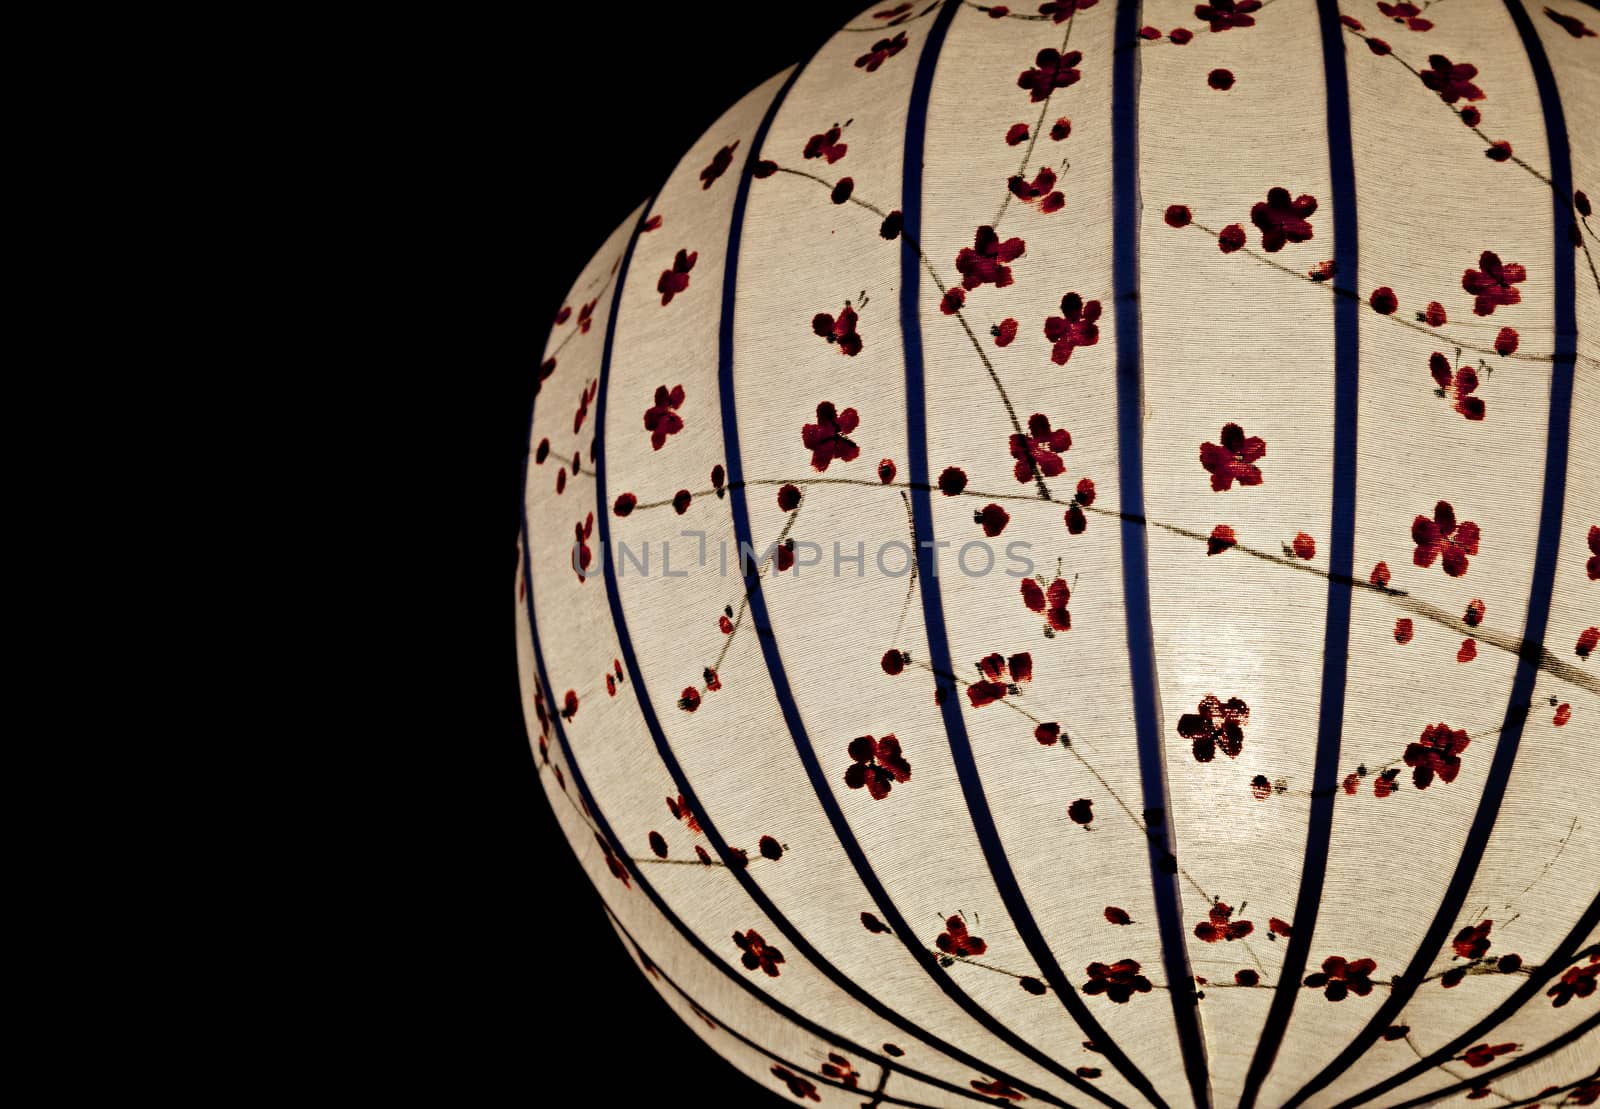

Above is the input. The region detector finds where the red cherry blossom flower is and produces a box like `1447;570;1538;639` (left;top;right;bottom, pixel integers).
642;384;686;449
700;141;739;189
770;1066;819;1101
678;685;700;711
1269;917;1293;938
1293;532;1316;560
1179;694;1250;762
1035;722;1061;745
595;832;630;886
672;489;692;515
803;125;848;164
941;287;966;314
1200;422;1266;491
1462;251;1525;316
820;1053;858;1088
812;303;862;356
1208;524;1237;555
802;401;860;472
641;214;662;232
1395;618;1414;644
577;298;597;333
1377;2;1433;31
844;734;911;799
572;514;595;580
881;649;908;675
972;1077;1025;1101
1421;54;1485;104
957;225;1027;289
1044;292;1102;364
1218;223;1246;252
879;458;896;484
1404;721;1471;789
1051;117;1072;140
657;248;697;306
1008;165;1058;204
1548;960;1599;1006
1236;969;1260;986
1457;638;1477;663
1196;0;1260;31
573;378;597;433
1105;906;1133;925
1430;352;1485;420
1252;187;1317;252
778;484;801;511
1372;561;1392;588
1209;68;1236;90
968;652;1032;706
1018;48;1083;103
1251;776;1272;800
993;317;1019;346
1040;0;1098;22
667;794;702;833
1425;301;1448;326
1495;326;1519;356
1083;959;1152;1002
937;914;988;957
1305;955;1377;1000
1454;919;1493;960
1546;7;1597;37
1485;140;1513;162
938;467;968;495
1170;27;1195;43
1370;287;1398;314
1195;901;1255;942
1021;574;1072;632
735;929;785;976
1460;1042;1517;1067
976;503;1010;537
1005;122;1030;145
1065;476;1096;534
1412;500;1480;576
1580;626;1600;659
1166;205;1193;228
1010;412;1071;483
855;31;908;72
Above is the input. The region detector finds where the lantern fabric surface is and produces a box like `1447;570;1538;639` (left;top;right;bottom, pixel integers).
517;1;1598;1105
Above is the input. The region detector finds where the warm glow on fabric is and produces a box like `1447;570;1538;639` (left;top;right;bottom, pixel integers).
517;1;1599;1105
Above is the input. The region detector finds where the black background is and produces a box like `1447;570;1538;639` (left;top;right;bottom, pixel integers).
502;3;885;1103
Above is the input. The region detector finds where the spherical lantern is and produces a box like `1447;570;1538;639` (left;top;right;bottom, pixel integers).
517;1;1598;1104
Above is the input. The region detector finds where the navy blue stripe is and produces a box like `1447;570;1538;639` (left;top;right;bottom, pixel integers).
718;6;1121;1106
897;1;1168;1106
587;40;1091;1109
1284;2;1582;1102
1383;1001;1600;1109
1328;896;1599;1108
1108;0;1212;1105
1238;2;1360;1103
518;199;1036;1108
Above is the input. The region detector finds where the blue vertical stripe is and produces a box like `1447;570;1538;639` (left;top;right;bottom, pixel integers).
1109;0;1213;1104
718;4;1125;1104
898;0;1170;1106
1238;1;1361;1104
1279;1;1582;1102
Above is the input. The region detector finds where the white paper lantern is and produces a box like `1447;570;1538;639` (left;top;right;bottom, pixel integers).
518;1;1599;1105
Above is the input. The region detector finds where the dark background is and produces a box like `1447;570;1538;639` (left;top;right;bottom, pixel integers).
499;3;879;1103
